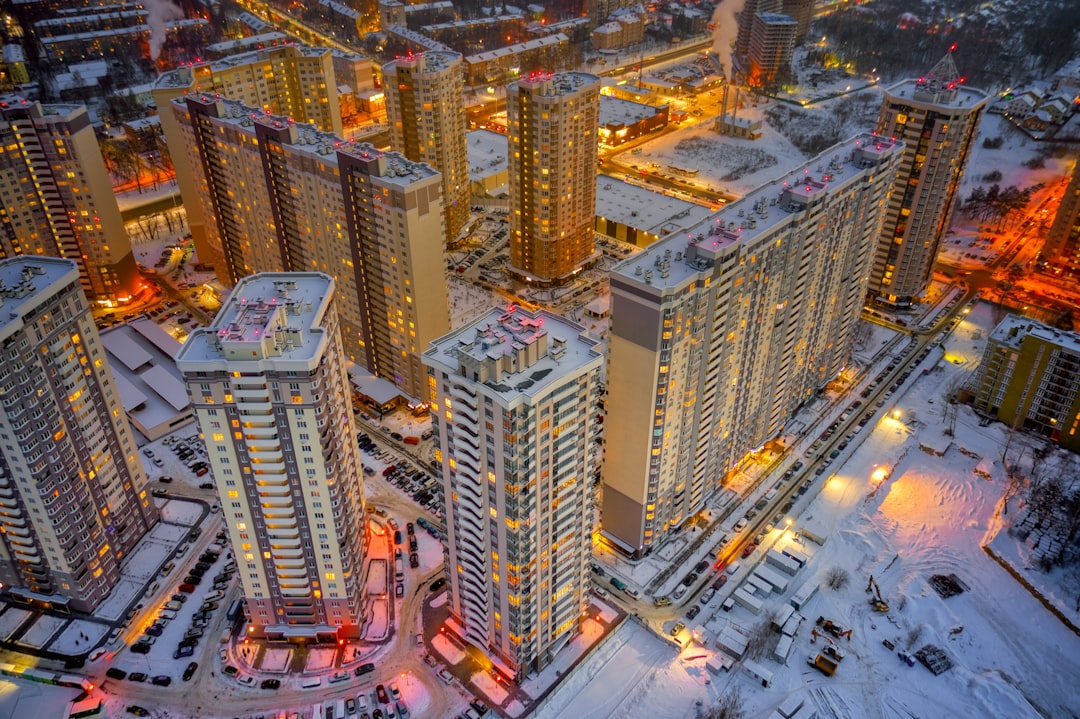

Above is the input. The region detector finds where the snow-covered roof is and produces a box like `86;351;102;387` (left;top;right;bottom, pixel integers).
596;177;714;237
467;129;508;180
99;320;192;439
599;95;662;127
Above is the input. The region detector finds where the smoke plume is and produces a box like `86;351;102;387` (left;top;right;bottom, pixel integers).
711;0;746;80
145;0;185;61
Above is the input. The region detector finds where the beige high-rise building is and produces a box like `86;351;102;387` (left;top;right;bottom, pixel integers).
868;52;988;307
154;45;342;280
169;94;449;400
0;99;140;303
384;51;470;244
0;257;158;612
423;306;604;677
176;272;367;640
1044;159;1080;276
507;72;601;285
602;134;903;556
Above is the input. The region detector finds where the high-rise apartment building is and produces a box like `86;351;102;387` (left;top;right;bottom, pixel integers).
384;51;471;244
0;99;140;303
867;52;988;306
1044;160;1080;276
507;71;601;285
423;305;604;677
747;12;797;88
176;272;367;640
735;0;810;77
0;257;157;612
169;94;449;400
154;45;343;278
971;315;1080;452
602;134;903;556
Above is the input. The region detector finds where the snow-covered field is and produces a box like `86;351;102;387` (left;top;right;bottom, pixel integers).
537;299;1080;719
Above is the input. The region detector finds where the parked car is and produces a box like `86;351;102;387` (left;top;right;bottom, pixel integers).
151;675;172;687
355;662;376;677
128;672;148;683
376;684;390;703
174;646;194;659
106;667;127;680
260;678;281;690
183;662;198;681
126;706;150;717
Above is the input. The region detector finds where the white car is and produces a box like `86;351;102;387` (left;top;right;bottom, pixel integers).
236;675;256;687
624;587;641;600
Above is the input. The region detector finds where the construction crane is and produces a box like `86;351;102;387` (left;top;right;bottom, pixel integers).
866;575;890;613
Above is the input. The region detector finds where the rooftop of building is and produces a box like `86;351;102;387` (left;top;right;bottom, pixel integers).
0;258;80;342
100;319;192;438
204;32;289;55
465;33;565;63
513;70;599;95
599;94;663;127
424;305;601;400
176;273;333;368
154;43;330;90
884;52;989;108
610;133;902;290
384;49;461;72
467;129;508;179
174;93;439;185
597;177;714;237
990;314;1080;353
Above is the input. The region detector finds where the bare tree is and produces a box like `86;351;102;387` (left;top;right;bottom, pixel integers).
825;567;850;591
744;620;773;661
702;686;744;719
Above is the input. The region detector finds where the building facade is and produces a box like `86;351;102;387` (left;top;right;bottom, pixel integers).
747;12;797;89
176;272;367;640
1044;159;1080;277
507;71;601;284
154;45;343;278
423;306;604;677
0;258;157;612
867;52;988;306
169;94;449;400
0;99;140;303
602;135;903;556
971;315;1080;452
384;51;471;245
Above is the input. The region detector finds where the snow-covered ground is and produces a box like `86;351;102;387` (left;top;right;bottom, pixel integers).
535;299;1080;719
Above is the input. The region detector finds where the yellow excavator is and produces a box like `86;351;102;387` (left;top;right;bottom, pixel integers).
867;575;890;613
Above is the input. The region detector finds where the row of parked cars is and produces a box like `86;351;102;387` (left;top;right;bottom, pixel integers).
357;431;442;515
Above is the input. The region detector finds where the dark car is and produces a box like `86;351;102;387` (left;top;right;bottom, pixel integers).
178;583;196;593
376;684;390;703
173;646;194;659
469;700;489;716
170;593;188;602
145;624;164;637
183;574;202;585
686;605;701;620
199;482;214;490
711;575;728;591
260;678;281;690
393;530;402;545
409;552;419;568
182;662;199;681
126;706;150;717
194;561;212;572
128;672;148;682
429;578;446;593
355;662;376;677
159;476;173;483
151;675;172;686
406;522;415;534
106;667;128;680
179;637;200;649
188;566;205;578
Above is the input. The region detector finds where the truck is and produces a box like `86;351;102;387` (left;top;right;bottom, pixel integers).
807;653;838;676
